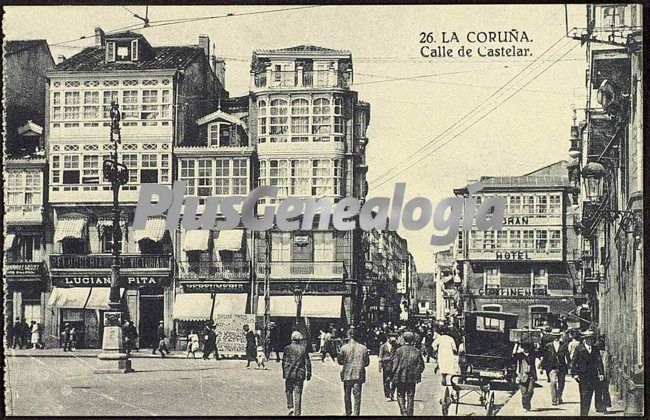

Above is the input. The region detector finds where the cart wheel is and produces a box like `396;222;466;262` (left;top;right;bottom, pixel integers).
485;390;495;416
440;386;451;416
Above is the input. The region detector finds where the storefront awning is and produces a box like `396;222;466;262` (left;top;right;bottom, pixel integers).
4;234;17;251
53;217;87;242
173;293;248;321
46;287;125;310
183;230;211;252
216;229;244;251
132;217;167;242
256;295;342;318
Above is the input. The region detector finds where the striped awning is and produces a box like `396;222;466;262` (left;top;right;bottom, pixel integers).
183;230;211;252
216;229;244;251
172;293;248;321
4;234;17;251
256;295;342;318
54;217;87;243
132;217;166;242
46;287;125;310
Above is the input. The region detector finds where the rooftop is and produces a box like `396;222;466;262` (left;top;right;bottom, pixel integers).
5;39;49;56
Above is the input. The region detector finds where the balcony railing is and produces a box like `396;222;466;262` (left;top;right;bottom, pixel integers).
256;261;345;280
49;254;172;270
178;261;250;281
6;261;44;277
252;70;351;89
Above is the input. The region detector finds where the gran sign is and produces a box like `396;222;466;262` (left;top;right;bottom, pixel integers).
52;275;171;287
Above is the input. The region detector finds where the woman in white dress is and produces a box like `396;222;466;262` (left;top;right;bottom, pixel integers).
30;321;40;349
432;327;458;386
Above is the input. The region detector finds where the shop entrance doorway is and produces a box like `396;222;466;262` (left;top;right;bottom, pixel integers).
139;293;164;348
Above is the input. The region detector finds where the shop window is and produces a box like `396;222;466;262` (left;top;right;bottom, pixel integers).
530;306;549;327
485;268;500;289
532;268;548;294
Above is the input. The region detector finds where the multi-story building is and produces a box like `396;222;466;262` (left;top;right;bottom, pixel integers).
43;29;227;348
454;161;585;328
433;247;459;321
248;45;370;345
414;272;435;317
4;39;54;341
569;4;643;413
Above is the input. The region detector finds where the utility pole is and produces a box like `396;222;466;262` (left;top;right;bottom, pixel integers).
263;229;271;351
97;100;132;373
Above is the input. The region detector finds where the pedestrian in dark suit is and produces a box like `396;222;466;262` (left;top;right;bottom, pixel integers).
541;329;569;405
513;342;543;412
123;320;138;355
337;327;370;416
391;332;425;416
244;324;256;368
282;331;312;416
21;319;30;349
572;331;605;416
153;321;169;357
378;336;397;401
62;324;72;351
12;318;22;349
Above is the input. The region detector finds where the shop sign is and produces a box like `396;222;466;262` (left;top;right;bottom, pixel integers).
477;287;547;296
181;282;248;293
258;282;351;295
294;235;309;245
52;275;171;288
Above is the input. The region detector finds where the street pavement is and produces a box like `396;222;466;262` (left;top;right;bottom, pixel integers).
5;349;514;416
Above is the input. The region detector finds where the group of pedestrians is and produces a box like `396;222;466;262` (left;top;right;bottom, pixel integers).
513;328;610;416
9;318;44;350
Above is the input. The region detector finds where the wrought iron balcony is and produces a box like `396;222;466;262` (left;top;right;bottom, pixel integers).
252;70;351;90
178;261;250;281
49;254;172;270
256;261;345;280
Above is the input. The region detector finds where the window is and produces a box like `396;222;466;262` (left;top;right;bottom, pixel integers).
258;100;267;137
602;5;626;28
530;306;549;328
180;159;196;195
7;171;41;207
291;160;311;196
100;225;122;253
312;159;332;196
509;230;521;249
314;232;334;262
232;158;248;195
549;195;561;215
82;155;99;184
269;99;288;142
122;90;138;119
485;268;500;288
215;159;230;195
131;39;139;61
103;91;119;118
333;97;344;138
106;41;116;62
64;91;80;120
312;98;331;141
508;196;522;215
536;196;547;215
549;230;561;250
62;155;80;184
52;156;60;184
121;154;138;183
535;230;547;251
141;90;158;120
83;91;100;119
533;268;548;293
522;230;534;250
483;230;495;250
268;159;289;199
24;303;42;325
209;123;232;147
470;230;482;249
197;159;213;196
334;159;344;196
523;195;535;214
496;230;507;249
476;315;505;332
271;232;291;261
140;154;158;183
291;99;309;139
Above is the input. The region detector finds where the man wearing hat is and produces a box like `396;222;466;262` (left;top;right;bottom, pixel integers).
571;330;604;416
378;335;398;401
154;320;170;357
391;332;425;416
541;329;569;405
282;331;312;416
337;327;370;416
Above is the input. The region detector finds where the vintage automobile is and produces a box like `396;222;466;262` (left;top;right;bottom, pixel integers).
440;311;519;416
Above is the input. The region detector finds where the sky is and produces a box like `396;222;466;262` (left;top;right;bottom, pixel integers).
4;4;589;272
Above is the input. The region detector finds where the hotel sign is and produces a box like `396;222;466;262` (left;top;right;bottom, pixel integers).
52;275;171;287
495;251;531;260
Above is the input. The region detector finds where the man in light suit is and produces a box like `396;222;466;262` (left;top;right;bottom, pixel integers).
337;327;370;416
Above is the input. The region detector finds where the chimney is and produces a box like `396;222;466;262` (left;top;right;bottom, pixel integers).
198;35;210;58
95;27;105;47
57;54;67;64
212;55;226;90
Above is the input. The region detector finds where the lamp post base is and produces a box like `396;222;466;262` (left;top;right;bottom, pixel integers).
95;312;134;374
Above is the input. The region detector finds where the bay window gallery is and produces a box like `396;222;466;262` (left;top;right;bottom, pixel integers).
259;158;344;202
257;95;344;143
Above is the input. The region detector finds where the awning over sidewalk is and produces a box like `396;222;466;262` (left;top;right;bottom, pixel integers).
183;230;211;252
173;293;248;321
4;234;17;251
132;217;167;242
53;217;87;242
256;295;342;318
46;287;125;310
216;229;244;251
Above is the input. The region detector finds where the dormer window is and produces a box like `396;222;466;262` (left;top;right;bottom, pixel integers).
105;38;140;63
209;122;232;147
106;42;116;62
131;40;139;60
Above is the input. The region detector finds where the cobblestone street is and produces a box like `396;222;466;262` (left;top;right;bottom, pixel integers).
5;350;514;416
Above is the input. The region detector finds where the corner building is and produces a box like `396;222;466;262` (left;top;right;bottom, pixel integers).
248;46;370;348
44;29;226;348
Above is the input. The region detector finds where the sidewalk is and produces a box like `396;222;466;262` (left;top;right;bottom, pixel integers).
497;373;625;416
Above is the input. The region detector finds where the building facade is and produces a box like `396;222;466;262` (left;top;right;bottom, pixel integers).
455;161;585;328
4;40;54;344
569;4;643;413
43;29;227;348
248;46;370;345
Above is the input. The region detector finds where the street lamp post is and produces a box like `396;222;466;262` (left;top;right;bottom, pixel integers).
97;100;133;373
293;286;303;329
